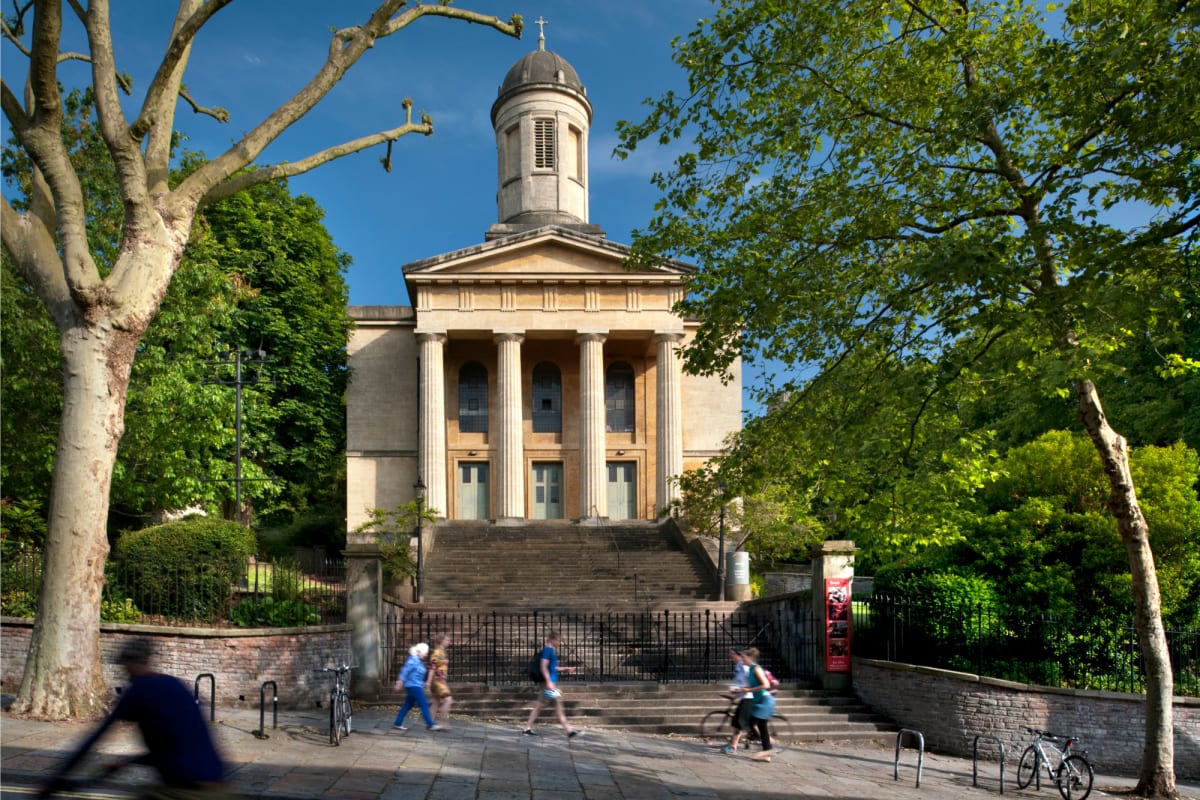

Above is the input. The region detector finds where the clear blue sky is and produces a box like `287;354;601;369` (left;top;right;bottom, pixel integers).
2;1;711;307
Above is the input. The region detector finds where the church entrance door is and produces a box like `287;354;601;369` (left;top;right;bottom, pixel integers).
531;462;564;519
459;462;490;520
606;461;636;520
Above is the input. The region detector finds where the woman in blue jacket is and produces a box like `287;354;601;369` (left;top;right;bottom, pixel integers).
393;643;442;731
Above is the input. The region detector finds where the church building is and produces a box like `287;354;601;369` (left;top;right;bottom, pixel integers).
345;31;741;530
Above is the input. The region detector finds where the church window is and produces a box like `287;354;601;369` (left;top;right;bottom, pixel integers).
534;118;556;170
459;362;488;433
531;362;562;433
605;362;635;433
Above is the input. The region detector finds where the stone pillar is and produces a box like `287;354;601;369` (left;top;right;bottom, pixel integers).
810;540;858;691
417;333;448;518
576;331;607;522
344;543;383;698
495;331;525;522
654;333;684;513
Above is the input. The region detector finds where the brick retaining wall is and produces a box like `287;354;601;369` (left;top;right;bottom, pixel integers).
1;619;353;711
854;657;1200;779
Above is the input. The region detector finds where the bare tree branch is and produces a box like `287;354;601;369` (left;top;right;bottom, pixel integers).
178;85;229;122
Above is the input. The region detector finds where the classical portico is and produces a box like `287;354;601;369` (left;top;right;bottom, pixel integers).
345;32;740;532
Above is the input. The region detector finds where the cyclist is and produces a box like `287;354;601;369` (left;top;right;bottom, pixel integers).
721;648;752;754
39;637;232;799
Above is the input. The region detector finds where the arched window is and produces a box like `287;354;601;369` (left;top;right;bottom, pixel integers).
605;362;635;432
531;362;562;433
458;362;488;433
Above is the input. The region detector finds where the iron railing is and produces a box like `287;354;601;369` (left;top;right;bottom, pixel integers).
853;594;1199;697
383;606;819;686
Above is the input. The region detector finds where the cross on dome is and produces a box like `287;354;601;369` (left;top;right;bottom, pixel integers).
535;16;548;50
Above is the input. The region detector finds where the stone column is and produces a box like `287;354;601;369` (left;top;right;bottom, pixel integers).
810;540;858;691
343;544;383;698
495;332;525;522
576;331;607;522
654;333;684;513
417;333;448;518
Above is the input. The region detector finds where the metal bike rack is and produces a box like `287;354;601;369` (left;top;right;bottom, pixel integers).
254;680;278;740
894;728;925;788
972;734;1006;794
194;673;216;722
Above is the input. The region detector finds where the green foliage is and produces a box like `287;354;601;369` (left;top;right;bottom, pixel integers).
0;498;48;559
0;549;42;618
111;518;257;620
257;510;347;560
353;501;438;588
229;596;321;628
99;597;142;623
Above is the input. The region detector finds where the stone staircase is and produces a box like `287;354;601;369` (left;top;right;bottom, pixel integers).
376;520;898;744
419;520;720;611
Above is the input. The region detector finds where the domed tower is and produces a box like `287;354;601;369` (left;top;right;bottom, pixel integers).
487;23;604;239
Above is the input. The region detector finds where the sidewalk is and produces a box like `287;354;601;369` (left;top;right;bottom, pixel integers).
3;704;1198;799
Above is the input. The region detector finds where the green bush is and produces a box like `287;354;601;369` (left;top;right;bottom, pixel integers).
113;518;256;620
229;596;320;627
0;549;42;617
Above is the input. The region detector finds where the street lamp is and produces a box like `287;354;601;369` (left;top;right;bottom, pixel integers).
205;348;270;524
717;481;728;602
413;477;426;604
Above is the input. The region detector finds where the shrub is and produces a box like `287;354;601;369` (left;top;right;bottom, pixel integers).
0;548;42;617
113;518;256;620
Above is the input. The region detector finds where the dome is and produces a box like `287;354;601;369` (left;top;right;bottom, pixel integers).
492;31;591;125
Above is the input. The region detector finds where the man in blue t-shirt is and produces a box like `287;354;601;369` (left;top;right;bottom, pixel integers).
522;630;578;738
40;638;231;799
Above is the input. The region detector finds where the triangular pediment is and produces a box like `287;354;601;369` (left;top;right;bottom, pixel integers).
403;226;692;280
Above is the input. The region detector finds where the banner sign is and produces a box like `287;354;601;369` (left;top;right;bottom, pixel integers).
824;577;851;673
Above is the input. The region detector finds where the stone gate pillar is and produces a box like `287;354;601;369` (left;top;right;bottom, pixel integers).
810;540;858;692
344;543;383;698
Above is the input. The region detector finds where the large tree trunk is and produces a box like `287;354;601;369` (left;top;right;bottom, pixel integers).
13;319;137;719
1077;380;1178;799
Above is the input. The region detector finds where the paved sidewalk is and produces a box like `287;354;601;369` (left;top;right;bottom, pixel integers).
3;705;1198;799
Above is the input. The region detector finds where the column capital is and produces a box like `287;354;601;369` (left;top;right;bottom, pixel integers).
653;331;685;344
574;330;608;345
493;330;525;344
415;331;448;345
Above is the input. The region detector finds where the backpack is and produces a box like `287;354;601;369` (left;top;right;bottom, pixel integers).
528;653;544;683
761;667;781;692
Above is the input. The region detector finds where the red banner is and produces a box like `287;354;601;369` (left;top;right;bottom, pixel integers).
824;577;851;673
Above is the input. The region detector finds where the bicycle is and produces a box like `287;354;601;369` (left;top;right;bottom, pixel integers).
1016;725;1095;800
322;662;355;746
699;692;793;747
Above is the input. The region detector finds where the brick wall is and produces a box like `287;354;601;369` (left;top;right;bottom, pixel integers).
854;657;1200;780
2;619;353;711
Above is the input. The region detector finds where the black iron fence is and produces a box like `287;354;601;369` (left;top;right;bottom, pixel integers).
853;594;1200;697
0;549;346;628
384;606;820;687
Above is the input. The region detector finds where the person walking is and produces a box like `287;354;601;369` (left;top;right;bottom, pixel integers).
393;643;442;732
522;630;578;738
741;647;776;762
38;637;233;799
721;647;752;754
428;633;453;728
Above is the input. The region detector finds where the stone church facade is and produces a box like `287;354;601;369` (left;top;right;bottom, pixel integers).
345;33;741;531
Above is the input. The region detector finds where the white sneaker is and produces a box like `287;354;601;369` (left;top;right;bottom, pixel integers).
393;724;408;731
428;724;443;731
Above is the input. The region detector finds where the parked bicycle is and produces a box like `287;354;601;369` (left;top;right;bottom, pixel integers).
1016;725;1095;800
699;692;793;746
322;662;355;746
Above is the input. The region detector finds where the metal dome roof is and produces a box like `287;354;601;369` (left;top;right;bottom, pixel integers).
492;29;591;124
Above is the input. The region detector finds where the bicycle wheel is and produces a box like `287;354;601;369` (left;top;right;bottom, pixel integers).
1056;754;1094;800
340;692;353;738
1016;745;1040;789
699;709;731;739
329;694;343;746
767;713;793;746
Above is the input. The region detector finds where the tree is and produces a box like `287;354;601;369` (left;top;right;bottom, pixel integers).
616;2;1197;795
0;1;521;720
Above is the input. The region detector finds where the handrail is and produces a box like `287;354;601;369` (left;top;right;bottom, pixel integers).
193;673;215;722
894;728;925;788
254;680;278;739
972;734;1006;794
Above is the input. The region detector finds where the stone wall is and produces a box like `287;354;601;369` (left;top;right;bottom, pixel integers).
854;657;1200;779
1;619;354;710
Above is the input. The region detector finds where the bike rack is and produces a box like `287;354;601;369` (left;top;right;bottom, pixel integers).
972;734;1006;794
254;680;278;740
193;673;215;722
893;728;925;788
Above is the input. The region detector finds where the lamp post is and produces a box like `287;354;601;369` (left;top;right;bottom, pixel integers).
205;348;269;524
717;481;727;602
413;477;426;604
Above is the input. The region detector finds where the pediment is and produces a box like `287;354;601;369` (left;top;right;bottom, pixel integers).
403;226;692;281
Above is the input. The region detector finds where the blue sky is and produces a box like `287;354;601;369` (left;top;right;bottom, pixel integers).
2;1;711;306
